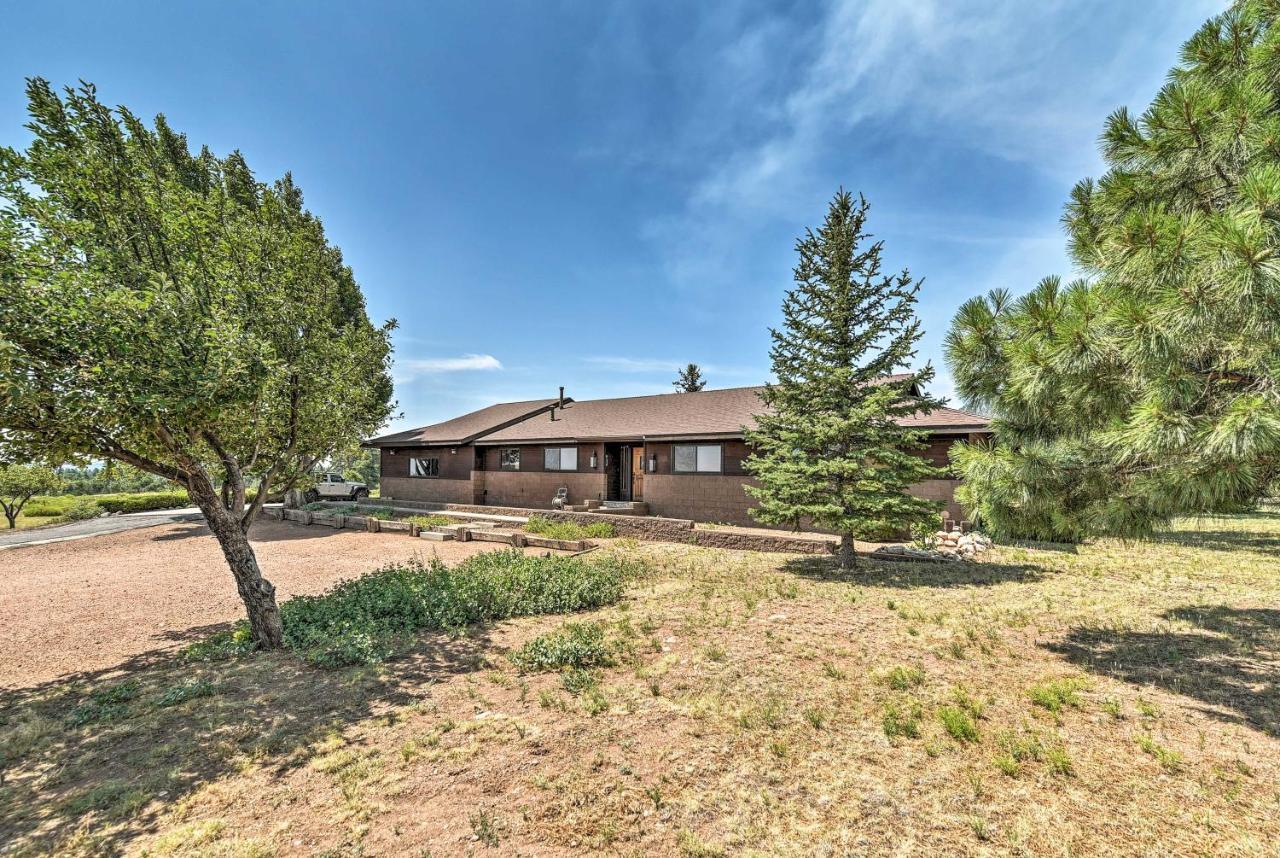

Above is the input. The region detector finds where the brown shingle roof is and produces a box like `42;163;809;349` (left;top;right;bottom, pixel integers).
364;398;560;447
467;380;989;445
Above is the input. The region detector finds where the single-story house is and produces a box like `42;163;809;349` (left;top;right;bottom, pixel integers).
364;379;991;527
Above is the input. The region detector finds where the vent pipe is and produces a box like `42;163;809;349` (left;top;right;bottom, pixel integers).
558;386;565;409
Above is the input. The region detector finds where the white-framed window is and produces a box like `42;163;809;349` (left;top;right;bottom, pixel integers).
409;457;439;478
500;448;521;471
544;447;578;471
673;444;722;474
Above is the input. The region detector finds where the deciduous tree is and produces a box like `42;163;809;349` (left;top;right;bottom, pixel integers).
745;190;944;569
0;79;395;644
0;462;63;529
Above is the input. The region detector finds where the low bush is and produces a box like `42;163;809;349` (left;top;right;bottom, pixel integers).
356;506;395;520
280;550;640;668
23;490;191;518
509;621;616;672
406;514;456;528
524;515;616;541
181;625;256;662
95;490;191;514
62;497;104;521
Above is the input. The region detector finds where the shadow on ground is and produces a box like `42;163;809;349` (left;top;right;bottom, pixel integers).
0;624;491;856
1046;605;1280;737
781;554;1046;588
148;520;401;544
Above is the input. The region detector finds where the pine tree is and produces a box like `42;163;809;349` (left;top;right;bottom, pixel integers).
673;363;707;392
945;2;1280;541
745;190;945;569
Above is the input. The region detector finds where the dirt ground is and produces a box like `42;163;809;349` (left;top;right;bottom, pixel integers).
2;511;1278;856
0;519;543;690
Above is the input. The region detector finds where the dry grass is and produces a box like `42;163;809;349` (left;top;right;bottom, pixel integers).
2;509;1279;855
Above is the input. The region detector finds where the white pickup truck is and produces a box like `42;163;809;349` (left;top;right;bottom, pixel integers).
302;472;369;504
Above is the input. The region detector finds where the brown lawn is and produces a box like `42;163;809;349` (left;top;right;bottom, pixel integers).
1;511;1278;856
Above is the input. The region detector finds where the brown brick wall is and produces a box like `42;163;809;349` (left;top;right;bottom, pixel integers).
477;442;605;474
479;470;607;509
643;473;762;526
380;446;474;480
380;476;476;504
907;478;966;523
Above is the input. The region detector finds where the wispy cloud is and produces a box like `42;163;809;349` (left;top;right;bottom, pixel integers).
394;353;503;383
634;0;1220;292
583;356;758;378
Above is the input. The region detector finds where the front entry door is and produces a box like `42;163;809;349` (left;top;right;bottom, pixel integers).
630;447;645;500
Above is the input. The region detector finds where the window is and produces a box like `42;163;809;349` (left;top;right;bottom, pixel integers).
409;457;439;478
500;449;521;471
673;444;722;474
328;474;344;483
543;447;578;471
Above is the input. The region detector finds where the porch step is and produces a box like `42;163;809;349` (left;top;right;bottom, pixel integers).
593;500;650;516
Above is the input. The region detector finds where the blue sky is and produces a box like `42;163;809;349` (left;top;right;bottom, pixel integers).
3;0;1221;432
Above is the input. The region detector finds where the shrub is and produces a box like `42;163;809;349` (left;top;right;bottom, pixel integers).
24;490;190;518
181;624;256;662
62;497;104;521
94;490;190;514
280;550;639;667
510;621;616;672
524;516;616;541
355;505;395;520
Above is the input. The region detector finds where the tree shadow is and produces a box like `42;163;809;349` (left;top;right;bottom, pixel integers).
781;555;1046;588
1046;605;1279;737
1148;529;1280;556
0;621;492;856
147;520;383;544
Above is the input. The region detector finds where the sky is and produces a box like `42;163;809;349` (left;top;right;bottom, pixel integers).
3;0;1224;433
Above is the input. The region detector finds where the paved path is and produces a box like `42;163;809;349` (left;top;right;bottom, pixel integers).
0;506;224;551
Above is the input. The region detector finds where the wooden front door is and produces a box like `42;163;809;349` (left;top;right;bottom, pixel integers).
630;447;645;500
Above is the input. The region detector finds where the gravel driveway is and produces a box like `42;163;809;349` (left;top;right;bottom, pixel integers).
0;518;547;690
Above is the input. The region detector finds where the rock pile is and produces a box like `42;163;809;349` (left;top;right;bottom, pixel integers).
870;530;994;563
930;529;993;560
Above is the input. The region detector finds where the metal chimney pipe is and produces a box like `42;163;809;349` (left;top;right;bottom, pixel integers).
558;386;565;408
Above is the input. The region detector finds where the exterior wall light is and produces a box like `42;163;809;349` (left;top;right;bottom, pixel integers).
589;452;598;469
648;455;657;473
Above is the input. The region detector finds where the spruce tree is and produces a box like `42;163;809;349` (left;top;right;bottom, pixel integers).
673;363;707;392
745;190;944;569
945;2;1280;541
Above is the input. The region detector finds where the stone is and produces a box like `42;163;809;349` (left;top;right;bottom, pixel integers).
419;531;453;541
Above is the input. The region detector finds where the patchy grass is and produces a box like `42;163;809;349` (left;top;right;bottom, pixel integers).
2;509;1279;855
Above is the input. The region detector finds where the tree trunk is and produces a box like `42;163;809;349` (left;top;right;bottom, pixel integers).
838;534;857;571
5;512;15;529
187;471;284;648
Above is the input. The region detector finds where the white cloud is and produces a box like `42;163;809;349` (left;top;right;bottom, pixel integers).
583;356;758;378
394;353;503;383
640;0;1221;292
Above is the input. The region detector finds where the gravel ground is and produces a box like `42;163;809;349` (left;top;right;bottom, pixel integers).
0;518;545;690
